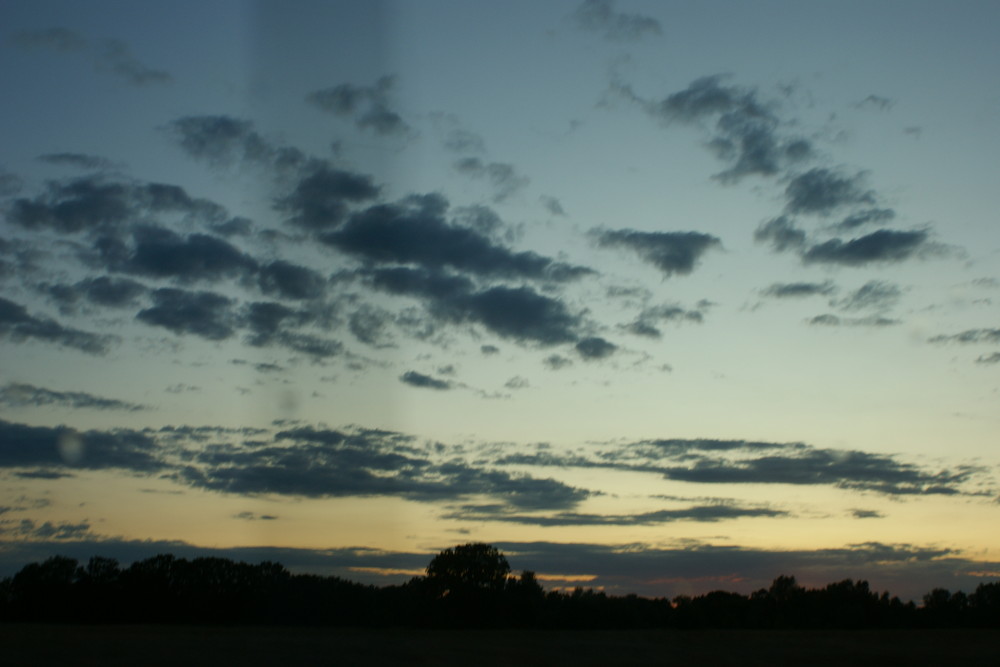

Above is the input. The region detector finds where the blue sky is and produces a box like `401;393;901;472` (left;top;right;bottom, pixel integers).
1;0;999;600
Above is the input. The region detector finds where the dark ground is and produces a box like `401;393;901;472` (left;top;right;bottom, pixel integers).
2;625;999;666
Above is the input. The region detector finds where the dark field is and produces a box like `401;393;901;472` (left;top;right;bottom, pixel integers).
3;625;999;666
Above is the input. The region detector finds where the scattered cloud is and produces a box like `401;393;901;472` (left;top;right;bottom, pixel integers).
0;296;115;354
0;382;149;412
573;0;663;42
400;371;451;390
12;28;171;86
595;229;721;278
831;281;902;312
453;158;530;202
306;75;411;137
761;281;836;299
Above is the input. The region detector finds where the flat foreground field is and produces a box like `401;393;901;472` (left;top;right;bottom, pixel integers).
2;625;999;666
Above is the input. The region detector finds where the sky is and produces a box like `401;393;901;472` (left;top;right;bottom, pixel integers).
1;0;999;602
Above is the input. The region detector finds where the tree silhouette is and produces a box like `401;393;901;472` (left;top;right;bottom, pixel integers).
423;543;512;626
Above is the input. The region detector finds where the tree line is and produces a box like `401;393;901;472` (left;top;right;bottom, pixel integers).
1;543;998;629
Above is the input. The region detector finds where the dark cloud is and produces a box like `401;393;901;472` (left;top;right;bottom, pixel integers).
785;169;877;215
851;509;885;519
0;296;114;354
328;196;591;283
79;276;147;307
306;76;411;137
276;164;381;230
806;314;900;327
0;382;148;412
257;260;327;300
831;281;902;312
802;229;929;266
754;216;807;252
173;426;590;509
595;229;720;277
400;371;451;390
575;336;617;360
446;503;785;527
976;352;1000;365
37;153;115;171
136;288;235;340
573;0;662;42
928;328;1000;345
0;419;163;472
106;226;256;283
453;158;529;202
833;208;896;232
761;281;835;299
496;438;982;497
481;345;500;355
8;176;227;235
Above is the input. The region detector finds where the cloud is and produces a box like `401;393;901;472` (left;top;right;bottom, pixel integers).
806;314;900;327
830;281;901;312
400;371;451;390
0;297;115;354
362;266;583;345
257;260;327;300
104;225;257;283
928;329;1000;345
575;337;617;360
453;158;530;202
12;28;171;86
136;288;236;340
505;376;530;390
833;208;896;232
306;75;411;137
233;511;278;521
97;39;172;86
166;115;309;172
445;503;786;527
496;438;984;497
540;196;566;216
0;519;93;541
0;383;149;412
754;216;807;252
0;419;163;472
573;0;662;42
37;153;116;171
784;169;877;215
327;195;591;282
851;509;885;519
8;176;227;235
595;229;721;277
856;95;894;111
544;354;573;370
348;305;393;347
481;345;500;355
276;164;381;230
976;352;1000;365
625;303;705;338
761;281;836;299
619;75;811;183
802;229;929;266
